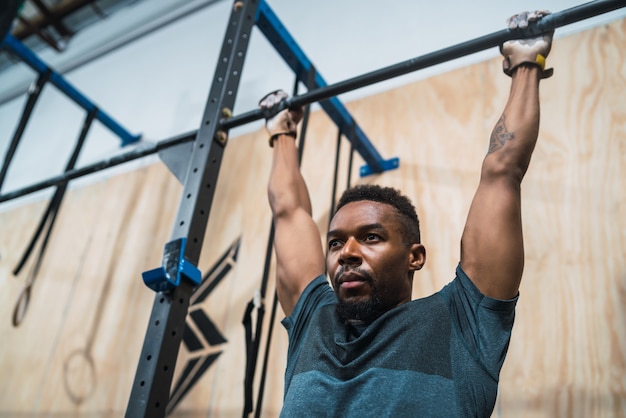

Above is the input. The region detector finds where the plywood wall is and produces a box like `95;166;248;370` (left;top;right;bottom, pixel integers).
0;18;624;418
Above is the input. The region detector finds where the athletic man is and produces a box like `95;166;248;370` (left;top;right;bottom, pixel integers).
260;11;553;417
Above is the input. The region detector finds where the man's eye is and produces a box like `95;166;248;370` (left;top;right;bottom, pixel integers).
328;240;341;249
365;234;379;241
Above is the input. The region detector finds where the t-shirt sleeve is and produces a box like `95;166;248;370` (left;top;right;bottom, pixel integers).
281;275;336;393
282;274;335;337
441;264;518;379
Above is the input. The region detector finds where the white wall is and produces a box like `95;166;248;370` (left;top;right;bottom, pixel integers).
0;0;624;210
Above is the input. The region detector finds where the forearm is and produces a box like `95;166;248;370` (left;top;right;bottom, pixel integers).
484;65;541;182
461;65;543;299
268;133;313;218
267;131;324;318
460;11;551;299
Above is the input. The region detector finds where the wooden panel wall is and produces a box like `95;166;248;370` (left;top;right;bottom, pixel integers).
0;19;624;417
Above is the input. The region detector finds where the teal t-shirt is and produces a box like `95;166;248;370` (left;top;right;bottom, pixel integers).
280;265;517;417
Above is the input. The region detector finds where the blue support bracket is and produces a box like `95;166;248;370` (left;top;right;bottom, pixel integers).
1;34;141;146
255;0;398;177
360;157;400;177
142;238;201;293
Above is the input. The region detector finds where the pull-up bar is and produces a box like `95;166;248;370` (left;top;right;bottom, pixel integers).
2;0;622;205
221;0;625;130
0;131;195;203
127;1;625;416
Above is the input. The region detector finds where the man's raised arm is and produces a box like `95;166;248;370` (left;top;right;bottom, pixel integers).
460;11;554;299
261;91;326;317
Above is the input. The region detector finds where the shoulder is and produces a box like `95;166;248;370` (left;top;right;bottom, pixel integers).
441;264;518;313
282;275;335;332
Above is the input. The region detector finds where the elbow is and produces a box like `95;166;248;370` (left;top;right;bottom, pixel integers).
481;152;529;185
268;185;298;219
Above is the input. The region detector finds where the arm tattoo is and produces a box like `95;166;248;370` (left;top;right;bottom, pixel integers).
488;115;515;154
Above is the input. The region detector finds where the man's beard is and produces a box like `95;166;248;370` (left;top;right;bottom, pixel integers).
335;291;385;323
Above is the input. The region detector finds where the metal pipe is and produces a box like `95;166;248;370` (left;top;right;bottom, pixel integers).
2;0;623;204
0;70;51;190
1;34;141;146
220;0;626;130
0;131;195;203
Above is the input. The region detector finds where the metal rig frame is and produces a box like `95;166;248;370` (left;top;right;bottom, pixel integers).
125;0;402;414
1;34;141;146
1;1;622;417
125;1;625;417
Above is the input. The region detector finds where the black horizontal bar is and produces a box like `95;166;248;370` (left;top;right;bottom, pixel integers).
220;0;625;130
0;131;197;203
2;0;623;205
256;1;385;172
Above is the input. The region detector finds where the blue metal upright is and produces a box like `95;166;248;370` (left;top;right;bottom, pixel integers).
1;34;141;146
254;0;398;176
125;0;625;417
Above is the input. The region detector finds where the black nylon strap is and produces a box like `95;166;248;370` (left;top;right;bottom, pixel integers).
329;128;342;227
14;106;96;275
11;107;97;326
0;69;51;190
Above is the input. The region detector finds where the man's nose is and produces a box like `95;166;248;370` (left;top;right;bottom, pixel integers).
339;237;362;265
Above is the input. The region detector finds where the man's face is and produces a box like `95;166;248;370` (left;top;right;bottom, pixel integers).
326;200;424;321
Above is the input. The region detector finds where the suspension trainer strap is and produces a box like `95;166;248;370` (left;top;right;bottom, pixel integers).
0;69;51;190
242;222;272;416
11;108;96;326
242;295;260;416
328;129;342;228
13;106;96;275
346;122;355;189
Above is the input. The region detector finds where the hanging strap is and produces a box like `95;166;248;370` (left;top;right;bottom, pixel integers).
241;230;270;416
328;128;342;227
346;122;355;189
0;69;51;191
12;107;97;326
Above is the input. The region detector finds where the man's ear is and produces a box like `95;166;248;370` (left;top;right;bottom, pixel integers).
408;243;426;271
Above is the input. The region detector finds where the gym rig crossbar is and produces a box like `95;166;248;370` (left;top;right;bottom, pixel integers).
0;34;141;148
124;1;624;417
0;1;623;417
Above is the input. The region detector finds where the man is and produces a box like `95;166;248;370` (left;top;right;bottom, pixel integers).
260;11;553;417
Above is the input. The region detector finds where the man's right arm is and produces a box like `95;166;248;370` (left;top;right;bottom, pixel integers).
262;92;326;317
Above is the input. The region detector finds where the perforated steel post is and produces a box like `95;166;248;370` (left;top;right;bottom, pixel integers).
125;1;260;416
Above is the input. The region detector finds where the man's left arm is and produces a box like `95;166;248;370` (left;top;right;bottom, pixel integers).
460;11;553;300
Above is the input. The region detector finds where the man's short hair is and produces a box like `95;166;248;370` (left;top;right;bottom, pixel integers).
335;184;421;245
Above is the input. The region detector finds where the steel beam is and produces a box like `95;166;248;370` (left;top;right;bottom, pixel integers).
125;0;259;416
222;0;626;130
5;0;621;204
0;131;195;203
255;0;390;174
1;34;140;146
